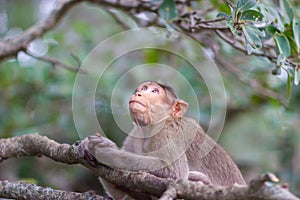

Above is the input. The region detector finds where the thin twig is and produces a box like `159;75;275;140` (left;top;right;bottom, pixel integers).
215;30;277;61
106;8;131;30
71;51;82;66
195;23;229;30
25;51;87;74
223;0;235;8
198;17;227;24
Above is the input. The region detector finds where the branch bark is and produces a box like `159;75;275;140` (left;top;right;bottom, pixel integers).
0;133;299;200
0;180;109;200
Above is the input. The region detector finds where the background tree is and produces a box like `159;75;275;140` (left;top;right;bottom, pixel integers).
0;0;299;199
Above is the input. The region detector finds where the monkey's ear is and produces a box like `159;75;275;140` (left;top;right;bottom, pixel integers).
171;100;188;118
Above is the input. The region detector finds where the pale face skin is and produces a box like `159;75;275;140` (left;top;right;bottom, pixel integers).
129;82;170;126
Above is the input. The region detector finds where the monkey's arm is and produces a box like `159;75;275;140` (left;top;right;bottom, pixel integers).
80;135;175;178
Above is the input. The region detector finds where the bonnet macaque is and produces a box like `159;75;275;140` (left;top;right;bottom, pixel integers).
81;81;245;199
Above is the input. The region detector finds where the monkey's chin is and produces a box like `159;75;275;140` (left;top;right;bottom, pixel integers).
130;113;151;127
129;103;147;113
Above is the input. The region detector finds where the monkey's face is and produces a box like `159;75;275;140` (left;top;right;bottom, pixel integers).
129;82;170;126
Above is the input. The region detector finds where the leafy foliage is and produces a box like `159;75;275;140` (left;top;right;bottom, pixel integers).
216;0;300;99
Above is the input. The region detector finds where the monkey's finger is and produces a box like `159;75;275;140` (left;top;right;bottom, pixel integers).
83;149;98;167
89;137;117;148
88;135;104;140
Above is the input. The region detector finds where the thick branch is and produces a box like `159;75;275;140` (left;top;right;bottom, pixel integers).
0;134;299;200
0;180;109;200
0;133;79;164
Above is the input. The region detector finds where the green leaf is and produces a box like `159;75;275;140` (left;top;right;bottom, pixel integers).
217;12;231;20
158;0;178;21
280;0;294;23
277;53;286;66
285;30;297;55
285;68;292;100
242;25;262;49
218;3;231;15
272;67;281;75
212;0;219;6
293;19;300;52
227;21;239;36
294;69;299;85
246;41;254;54
230;5;235;21
268;7;285;32
160;18;177;35
274;33;291;57
256;4;269;18
266;25;279;36
236;0;257;12
241;10;264;21
247;24;265;37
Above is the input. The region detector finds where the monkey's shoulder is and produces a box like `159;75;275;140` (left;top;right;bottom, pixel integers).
164;116;204;132
122;116;205;152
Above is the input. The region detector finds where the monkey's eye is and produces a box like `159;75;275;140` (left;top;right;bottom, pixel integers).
141;86;148;91
152;88;159;94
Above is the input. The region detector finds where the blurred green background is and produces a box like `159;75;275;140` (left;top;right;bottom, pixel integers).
0;0;299;196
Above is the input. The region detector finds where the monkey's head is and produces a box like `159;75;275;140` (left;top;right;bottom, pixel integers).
129;81;188;126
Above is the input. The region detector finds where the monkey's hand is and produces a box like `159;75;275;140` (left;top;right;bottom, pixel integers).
79;135;118;167
87;135;118;149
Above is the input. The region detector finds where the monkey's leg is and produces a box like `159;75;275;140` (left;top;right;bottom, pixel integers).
188;170;211;185
100;178;127;200
101;178;154;200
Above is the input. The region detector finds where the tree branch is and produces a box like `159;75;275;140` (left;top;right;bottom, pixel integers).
0;133;299;200
0;0;81;61
0;180;109;200
105;9;131;30
215;30;277;61
0;0;156;62
0;133;80;164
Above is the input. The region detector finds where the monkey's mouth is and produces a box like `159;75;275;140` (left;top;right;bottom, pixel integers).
129;100;146;107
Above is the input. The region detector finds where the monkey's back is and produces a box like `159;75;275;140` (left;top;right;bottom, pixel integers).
181;117;246;185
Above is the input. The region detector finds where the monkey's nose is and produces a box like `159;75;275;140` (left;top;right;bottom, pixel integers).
136;92;142;97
